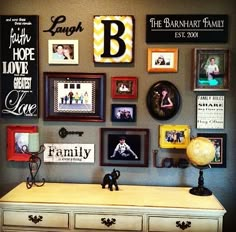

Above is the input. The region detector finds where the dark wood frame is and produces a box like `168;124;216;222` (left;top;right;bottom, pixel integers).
146;80;181;120
7;125;38;161
111;76;138;99
44;72;106;122
197;133;227;168
100;128;149;167
192;48;230;91
111;104;136;122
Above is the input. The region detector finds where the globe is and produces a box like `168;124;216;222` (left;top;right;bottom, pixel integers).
186;137;216;196
186;137;215;166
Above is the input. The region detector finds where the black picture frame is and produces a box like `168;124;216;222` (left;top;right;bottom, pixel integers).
146;80;181;120
44;72;106;122
100;128;149;167
111;104;136;122
197;133;227;168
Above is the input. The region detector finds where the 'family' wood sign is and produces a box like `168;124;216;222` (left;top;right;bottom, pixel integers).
0;15;39;118
146;15;228;43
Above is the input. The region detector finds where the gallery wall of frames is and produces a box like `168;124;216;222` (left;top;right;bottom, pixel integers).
0;13;229;169
1;2;235;231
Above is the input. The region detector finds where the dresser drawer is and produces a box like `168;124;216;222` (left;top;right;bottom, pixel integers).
3;210;69;228
148;216;218;232
75;213;143;231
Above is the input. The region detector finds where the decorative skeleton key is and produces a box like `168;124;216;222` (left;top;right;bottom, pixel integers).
58;127;84;138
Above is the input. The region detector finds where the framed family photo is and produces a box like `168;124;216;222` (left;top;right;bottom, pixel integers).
100;128;149;167
147;48;178;73
146;80;181;120
44;72;106;122
111;76;138;99
7;125;38;161
159;124;191;149
48;40;79;64
197;133;227;168
192;48;230;91
111;104;136;122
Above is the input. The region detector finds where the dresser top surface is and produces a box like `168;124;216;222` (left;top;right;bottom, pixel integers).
0;182;225;211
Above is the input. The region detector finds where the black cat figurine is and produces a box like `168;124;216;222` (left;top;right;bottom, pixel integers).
101;169;120;191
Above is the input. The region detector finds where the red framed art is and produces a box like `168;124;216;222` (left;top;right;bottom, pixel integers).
7;125;38;161
111;76;138;99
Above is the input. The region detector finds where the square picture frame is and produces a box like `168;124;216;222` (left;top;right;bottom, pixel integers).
48;40;79;64
147;48;178;73
192;48;230;91
100;128;149;167
44;72;106;122
7;125;38;161
197;133;227;168
111;76;138;99
159;124;191;149
111;104;136;122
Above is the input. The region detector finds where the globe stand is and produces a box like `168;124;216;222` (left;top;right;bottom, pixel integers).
190;165;212;196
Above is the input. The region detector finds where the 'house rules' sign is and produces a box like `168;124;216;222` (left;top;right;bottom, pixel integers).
146;15;228;43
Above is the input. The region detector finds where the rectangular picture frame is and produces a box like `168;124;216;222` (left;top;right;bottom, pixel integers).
7;125;38;161
48;39;79;64
192;48;230;91
197;133;227;168
147;48;178;73
44;72;106;122
196;95;225;129
111;76;138;99
111;104;136;122
159;124;191;149
100;128;149;167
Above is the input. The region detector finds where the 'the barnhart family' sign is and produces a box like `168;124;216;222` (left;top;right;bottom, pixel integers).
146;15;228;43
0;15;39;118
44;143;95;163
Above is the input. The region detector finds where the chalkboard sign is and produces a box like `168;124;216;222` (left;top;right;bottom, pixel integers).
0;15;39;118
146;15;228;43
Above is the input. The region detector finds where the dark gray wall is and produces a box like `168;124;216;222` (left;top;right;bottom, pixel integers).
0;0;235;231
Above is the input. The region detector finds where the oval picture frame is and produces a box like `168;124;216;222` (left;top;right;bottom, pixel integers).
146;80;181;120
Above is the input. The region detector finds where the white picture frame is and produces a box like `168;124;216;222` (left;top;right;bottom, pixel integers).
48;40;79;64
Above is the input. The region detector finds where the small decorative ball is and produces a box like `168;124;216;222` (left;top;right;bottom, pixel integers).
186;137;215;166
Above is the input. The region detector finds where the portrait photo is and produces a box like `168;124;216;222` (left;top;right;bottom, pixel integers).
148;48;178;72
100;128;149;167
159;125;190;149
111;76;138;99
193;48;230;91
7;125;38;161
111;104;136;122
48;40;79;64
15;133;29;153
197;133;227;168
146;80;181;120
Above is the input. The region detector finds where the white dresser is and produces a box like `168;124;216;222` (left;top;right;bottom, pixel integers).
0;182;226;231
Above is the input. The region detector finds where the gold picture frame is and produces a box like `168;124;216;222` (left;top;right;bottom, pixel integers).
159;124;190;149
147;48;178;73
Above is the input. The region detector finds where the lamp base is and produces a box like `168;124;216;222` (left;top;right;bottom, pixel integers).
189;187;212;196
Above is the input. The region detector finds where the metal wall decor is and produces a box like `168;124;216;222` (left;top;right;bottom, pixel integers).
146;80;181;120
